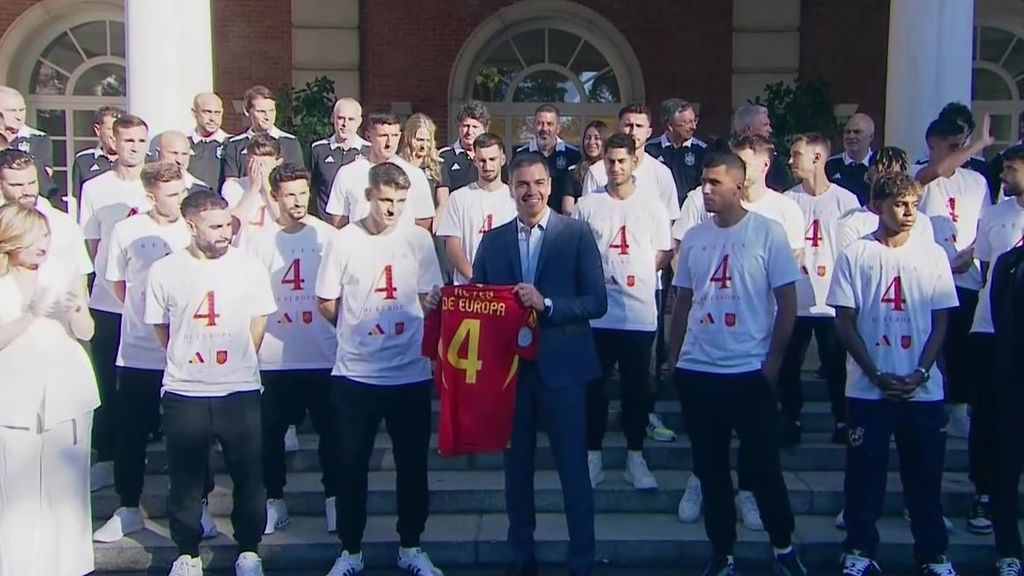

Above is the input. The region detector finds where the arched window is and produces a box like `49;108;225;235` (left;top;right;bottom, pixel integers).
27;18;126;199
973;23;1024;156
450;1;643;151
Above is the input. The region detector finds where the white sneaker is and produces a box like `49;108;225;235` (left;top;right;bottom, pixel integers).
327;550;365;575
264;498;289;535
168;554;203;576
90;461;114;492
947;404;970;439
903;508;955;533
678;474;703;523
646;413;677;442
397;546;444;575
326;496;338;533
235;551;264;576
284;425;300;452
735;490;764;531
624;451;658;490
587;451;605;488
93;506;144;542
201;500;219;539
836;508;847;530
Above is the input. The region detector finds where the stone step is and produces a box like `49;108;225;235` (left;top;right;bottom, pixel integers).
92;469;1002;521
92;513;1008;573
140;433;970;474
289;399;841;436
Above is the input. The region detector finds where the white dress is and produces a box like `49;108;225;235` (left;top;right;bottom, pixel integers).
0;262;100;576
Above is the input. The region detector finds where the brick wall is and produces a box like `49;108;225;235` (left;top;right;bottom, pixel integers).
360;0;734;143
799;0;890;142
211;0;293;133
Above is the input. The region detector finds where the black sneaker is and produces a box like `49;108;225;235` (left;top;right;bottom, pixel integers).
915;555;957;576
781;420;802;448
773;549;807;576
841;551;882;576
966;495;993;535
832;423;848;445
702;556;738;576
997;558;1023;576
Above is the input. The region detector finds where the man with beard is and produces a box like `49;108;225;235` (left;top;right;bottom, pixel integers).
146;190;276;576
965;145;1024;542
243;164;340;535
437;132;515;285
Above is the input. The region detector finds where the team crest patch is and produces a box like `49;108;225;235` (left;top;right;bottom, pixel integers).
216;146;224;159
395;322;405;335
17;141;30;153
216;350;228;365
724;313;736;327
901;335;912;350
517;327;533;347
556;155;567;170
302;311;313;324
684;151;696;166
626;275;636;287
817;266;827;277
848;426;864;447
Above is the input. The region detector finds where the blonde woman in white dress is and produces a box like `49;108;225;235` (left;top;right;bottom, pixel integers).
0;203;100;576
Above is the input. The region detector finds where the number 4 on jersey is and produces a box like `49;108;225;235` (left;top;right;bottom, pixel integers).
710;254;732;289
447;318;483;384
881;276;907;311
281;258;304;291
805;219;823;248
193;291;220;327
609;225;630;256
374;265;398;300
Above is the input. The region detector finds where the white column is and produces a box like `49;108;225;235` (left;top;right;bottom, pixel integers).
885;0;974;160
125;0;213;136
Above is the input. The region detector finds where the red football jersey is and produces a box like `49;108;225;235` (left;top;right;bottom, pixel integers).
423;285;539;456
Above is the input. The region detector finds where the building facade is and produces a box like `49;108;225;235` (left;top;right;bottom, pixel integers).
0;0;1020;197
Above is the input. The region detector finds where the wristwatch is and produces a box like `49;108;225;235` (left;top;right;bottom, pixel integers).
543;297;553;317
914;366;930;382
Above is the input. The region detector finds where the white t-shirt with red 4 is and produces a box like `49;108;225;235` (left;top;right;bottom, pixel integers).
827;236;959;401
918;168;992;290
674;212;802;373
315;222;442;385
574;188;672;332
145;248;277;397
435;182;516;285
244;217;339;369
971;198;1024;334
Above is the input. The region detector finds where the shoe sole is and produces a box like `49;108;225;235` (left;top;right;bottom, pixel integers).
264;517;290;535
965;523;993;535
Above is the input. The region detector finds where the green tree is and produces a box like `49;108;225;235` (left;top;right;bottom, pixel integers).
752;77;843;181
277;76;336;166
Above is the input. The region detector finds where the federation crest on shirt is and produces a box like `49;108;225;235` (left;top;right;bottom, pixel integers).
302;311;313;324
16;140;30;153
556;155;567;170
724;313;737;327
684;151;696;166
216;146;224;159
900;335;912;350
848;426;864;448
395;322;405;335
216;350;229;365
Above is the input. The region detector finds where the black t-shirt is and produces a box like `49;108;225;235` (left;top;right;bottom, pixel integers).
438;142;477;192
512;140;581;213
9;127;56;201
825;151;876;206
645;133;708;205
310;136;369;218
188;132;228;190
71;146;114;211
220;128;305;188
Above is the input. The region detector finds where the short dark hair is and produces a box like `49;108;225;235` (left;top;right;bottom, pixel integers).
660;98;695;126
0;149;35;173
871;171;921;204
508;152;550;180
703;152;747;181
925;117;965;141
1002;144;1024;165
244;85;275;111
534;104;560;118
182;190;228;220
140;161;183;192
791;132;832;156
113;114;148;134
366;112;402;130
246;133;281;158
368;162;411;191
94;106;124;126
473;132;504;152
603;132;637;156
731;134;775;155
618;103;652;122
938;102;975;134
456;100;491;127
270;163;310;192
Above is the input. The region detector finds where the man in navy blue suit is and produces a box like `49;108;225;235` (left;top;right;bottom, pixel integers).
471;153;607;576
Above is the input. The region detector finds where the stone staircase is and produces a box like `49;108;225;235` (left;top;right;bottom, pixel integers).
92;371;1009;574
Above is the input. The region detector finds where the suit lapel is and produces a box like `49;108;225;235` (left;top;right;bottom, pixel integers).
534;211;564;282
